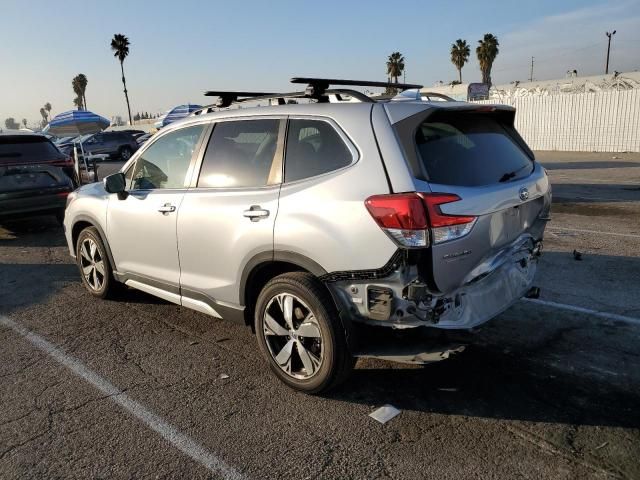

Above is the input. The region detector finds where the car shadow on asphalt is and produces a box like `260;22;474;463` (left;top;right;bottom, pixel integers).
542;161;640;170
0;216;68;248
551;184;640;203
330;343;640;429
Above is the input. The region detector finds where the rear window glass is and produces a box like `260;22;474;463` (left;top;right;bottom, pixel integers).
414;114;533;187
0;136;62;163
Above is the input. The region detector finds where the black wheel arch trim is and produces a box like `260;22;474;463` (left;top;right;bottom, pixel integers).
71;215;117;271
239;250;328;305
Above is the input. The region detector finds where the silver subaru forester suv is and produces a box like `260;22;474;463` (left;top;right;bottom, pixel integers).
64;78;550;393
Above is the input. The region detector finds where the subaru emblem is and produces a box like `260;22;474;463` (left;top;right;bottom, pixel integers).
519;187;530;201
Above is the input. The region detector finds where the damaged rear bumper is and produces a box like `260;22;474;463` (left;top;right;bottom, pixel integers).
327;235;541;331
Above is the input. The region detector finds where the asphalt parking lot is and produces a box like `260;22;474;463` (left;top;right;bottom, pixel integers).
1;151;639;479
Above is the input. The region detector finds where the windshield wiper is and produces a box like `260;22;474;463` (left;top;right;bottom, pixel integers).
498;164;531;183
498;171;515;182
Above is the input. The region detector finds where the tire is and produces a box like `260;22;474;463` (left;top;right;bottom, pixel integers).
76;227;116;299
119;146;132;161
254;272;354;394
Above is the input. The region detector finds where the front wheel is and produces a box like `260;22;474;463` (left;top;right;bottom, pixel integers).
254;272;354;394
76;227;116;299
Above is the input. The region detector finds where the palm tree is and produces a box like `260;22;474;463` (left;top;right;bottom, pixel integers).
72;74;88;109
22;118;27;128
39;107;47;127
386;52;405;84
450;39;470;84
44;102;52;120
476;34;500;86
110;33;133;125
72;76;82;108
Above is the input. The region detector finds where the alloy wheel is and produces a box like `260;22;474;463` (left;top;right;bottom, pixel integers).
79;238;105;291
263;293;323;380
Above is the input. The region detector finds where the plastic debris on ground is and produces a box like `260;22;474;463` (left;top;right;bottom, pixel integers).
437;388;458;392
218;373;230;380
369;404;401;424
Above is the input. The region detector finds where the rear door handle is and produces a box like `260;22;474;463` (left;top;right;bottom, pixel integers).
158;203;176;214
243;205;270;221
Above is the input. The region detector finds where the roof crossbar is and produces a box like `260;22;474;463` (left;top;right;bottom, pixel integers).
290;77;423;98
203;91;277;108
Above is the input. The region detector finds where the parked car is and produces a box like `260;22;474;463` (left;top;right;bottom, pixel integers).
135;132;154;146
55;134;93;157
118;129;146;139
1;132;75;223
64;78;550;393
70;131;139;160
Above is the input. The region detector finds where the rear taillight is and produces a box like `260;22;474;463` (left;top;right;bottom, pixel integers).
365;192;477;248
419;193;477;244
51;155;74;167
365;193;428;247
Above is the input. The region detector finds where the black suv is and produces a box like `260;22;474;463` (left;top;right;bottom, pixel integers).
1;132;74;222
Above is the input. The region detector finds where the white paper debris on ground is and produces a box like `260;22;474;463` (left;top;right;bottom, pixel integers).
369;404;401;424
218;373;230;379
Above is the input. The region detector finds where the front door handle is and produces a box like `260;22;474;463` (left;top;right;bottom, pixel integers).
243;205;270;221
158;203;176;214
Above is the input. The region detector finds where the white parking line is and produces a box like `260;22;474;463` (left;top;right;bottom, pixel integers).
0;315;246;480
522;298;640;326
547;226;640;239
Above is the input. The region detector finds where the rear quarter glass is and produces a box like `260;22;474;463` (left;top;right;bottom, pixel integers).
412;111;533;187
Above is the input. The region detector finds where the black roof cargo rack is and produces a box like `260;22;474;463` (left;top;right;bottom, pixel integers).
194;77;427;114
203;91;278;108
290;77;423;98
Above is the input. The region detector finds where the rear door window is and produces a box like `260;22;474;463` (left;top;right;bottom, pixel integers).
414;113;533;187
197;119;280;188
284;119;353;182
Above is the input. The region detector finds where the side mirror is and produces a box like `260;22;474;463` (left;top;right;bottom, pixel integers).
104;172;127;199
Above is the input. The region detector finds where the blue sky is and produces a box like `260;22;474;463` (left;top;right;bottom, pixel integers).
1;0;639;125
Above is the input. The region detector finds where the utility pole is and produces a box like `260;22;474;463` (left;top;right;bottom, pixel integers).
605;30;616;74
529;56;534;82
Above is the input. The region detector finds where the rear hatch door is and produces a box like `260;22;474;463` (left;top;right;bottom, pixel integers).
395;106;550;293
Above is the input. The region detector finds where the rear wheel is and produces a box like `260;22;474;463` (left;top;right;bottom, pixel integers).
76;227;115;299
119;146;132;161
254;272;354;393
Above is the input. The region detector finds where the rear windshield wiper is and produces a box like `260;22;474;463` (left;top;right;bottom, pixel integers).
498;164;531;183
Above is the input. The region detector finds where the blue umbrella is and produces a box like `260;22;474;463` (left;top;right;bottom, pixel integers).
159;104;202;128
43;110;110;181
44;110;110;137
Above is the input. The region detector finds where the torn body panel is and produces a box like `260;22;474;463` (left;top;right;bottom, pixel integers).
326;233;542;331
